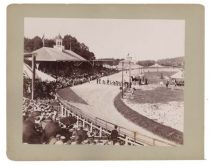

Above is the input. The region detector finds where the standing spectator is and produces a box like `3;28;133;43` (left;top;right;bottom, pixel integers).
166;79;169;88
107;79;109;85
110;125;119;145
145;78;148;85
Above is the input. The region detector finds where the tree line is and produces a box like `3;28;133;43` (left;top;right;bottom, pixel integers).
24;35;95;60
136;60;156;67
157;57;184;67
136;57;184;67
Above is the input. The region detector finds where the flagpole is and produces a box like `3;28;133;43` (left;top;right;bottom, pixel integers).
122;61;124;98
42;34;45;47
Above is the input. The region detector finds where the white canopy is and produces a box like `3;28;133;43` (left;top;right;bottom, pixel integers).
171;71;184;79
23;63;56;82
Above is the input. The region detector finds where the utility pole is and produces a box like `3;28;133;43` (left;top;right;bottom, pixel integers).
127;53;132;88
129;60;131;88
121;61;124;98
31;53;36;100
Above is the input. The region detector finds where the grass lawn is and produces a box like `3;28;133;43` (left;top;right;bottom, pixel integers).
132;87;184;104
56;87;88;105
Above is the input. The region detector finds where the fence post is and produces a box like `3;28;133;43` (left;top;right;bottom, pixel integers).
90;122;93;132
99;127;102;137
76;116;79;127
125;136;129;145
83;118;85;127
134;132;136;141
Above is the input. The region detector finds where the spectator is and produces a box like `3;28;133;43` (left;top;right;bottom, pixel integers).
110;125;119;145
166;80;169;88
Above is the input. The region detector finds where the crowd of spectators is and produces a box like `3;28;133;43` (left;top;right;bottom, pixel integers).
96;75;149;89
23;65;119;99
23;98;124;145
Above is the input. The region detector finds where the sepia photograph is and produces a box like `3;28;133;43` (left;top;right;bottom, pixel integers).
23;18;185;146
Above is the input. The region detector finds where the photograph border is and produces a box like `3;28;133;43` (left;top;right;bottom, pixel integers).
7;4;204;160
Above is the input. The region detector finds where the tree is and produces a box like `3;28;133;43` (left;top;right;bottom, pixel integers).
24;34;96;60
157;57;184;68
24;38;33;52
44;39;55;48
62;35;95;60
137;60;155;67
62;35;72;50
32;36;43;51
80;43;89;51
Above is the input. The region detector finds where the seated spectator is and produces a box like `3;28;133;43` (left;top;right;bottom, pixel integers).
76;126;88;143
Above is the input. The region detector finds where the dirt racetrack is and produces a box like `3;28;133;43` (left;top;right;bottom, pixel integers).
57;70;181;145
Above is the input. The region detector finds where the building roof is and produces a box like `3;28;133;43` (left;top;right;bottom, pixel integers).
25;47;86;62
55;34;62;40
63;50;86;61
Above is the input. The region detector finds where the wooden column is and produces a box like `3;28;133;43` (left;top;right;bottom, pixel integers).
31;54;36;100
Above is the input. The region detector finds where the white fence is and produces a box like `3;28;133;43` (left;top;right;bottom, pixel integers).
56;95;177;146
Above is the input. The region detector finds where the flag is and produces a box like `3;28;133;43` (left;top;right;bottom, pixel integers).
126;53;132;61
41;34;45;40
42;34;45;47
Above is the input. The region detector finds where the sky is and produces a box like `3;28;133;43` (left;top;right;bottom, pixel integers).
24;18;185;61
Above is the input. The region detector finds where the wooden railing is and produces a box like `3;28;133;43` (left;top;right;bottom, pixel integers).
56;94;177;146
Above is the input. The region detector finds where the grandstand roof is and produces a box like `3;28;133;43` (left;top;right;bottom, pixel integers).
25;47;86;62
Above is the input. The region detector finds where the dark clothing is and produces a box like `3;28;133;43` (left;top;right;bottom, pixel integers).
110;129;118;144
166;81;169;88
145;79;148;85
76;129;88;143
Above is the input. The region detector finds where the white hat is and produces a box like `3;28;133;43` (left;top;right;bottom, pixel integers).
55;140;64;145
71;141;77;145
69;129;74;132
83;140;89;144
60;136;66;140
84;127;89;131
56;134;61;138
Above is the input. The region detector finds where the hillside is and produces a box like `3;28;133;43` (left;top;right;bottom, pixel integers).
157;57;184;67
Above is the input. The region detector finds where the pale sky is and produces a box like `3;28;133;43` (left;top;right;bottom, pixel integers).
24;18;185;61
